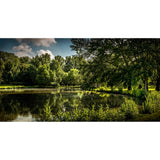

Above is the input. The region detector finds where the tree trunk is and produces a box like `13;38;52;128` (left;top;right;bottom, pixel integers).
144;78;148;92
156;76;160;91
128;79;132;90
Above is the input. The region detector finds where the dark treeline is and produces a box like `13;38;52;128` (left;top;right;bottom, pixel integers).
0;51;86;86
71;39;160;92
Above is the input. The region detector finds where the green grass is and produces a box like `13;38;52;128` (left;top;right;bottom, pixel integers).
0;85;53;90
0;85;25;89
94;86;156;98
0;85;81;91
148;86;156;91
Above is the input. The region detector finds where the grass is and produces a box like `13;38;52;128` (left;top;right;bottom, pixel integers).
93;86;156;99
0;85;47;89
148;86;156;91
0;85;25;89
0;84;80;89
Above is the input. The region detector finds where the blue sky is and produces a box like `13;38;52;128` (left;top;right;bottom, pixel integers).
0;38;76;58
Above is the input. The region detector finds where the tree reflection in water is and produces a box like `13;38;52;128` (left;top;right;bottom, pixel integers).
0;89;138;121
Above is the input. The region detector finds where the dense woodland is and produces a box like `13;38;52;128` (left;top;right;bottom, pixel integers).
0;39;160;92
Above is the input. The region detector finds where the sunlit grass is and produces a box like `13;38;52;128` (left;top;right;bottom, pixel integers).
0;84;80;89
0;85;25;89
94;86;156;93
148;86;156;91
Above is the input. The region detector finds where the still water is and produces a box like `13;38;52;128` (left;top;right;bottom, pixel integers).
0;88;140;121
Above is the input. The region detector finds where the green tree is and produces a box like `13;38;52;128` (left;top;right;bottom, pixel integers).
55;55;65;67
64;56;73;72
67;69;82;85
36;64;51;86
2;59;20;83
0;58;5;83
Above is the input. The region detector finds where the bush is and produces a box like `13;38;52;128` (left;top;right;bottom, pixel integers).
142;91;160;114
118;85;123;93
120;99;139;120
52;82;60;88
132;89;146;99
105;108;125;121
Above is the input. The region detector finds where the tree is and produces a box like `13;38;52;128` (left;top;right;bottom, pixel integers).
39;53;51;65
50;59;65;84
64;56;73;72
31;55;41;68
50;59;60;72
70;38;160;92
17;64;37;85
2;58;20;83
0;58;5;83
36;64;51;86
55;55;65;67
67;69;82;85
19;56;30;64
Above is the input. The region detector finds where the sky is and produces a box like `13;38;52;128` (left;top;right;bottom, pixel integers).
0;38;76;59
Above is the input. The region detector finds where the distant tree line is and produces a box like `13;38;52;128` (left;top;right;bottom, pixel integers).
0;51;86;86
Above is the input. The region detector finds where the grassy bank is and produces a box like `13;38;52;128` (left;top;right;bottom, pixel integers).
0;85;48;89
0;84;80;90
0;85;31;89
92;86;156;100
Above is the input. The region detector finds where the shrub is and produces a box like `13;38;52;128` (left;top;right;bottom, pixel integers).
118;86;123;93
105;107;125;121
120;99;139;120
132;89;146;99
142;91;160;114
52;82;60;88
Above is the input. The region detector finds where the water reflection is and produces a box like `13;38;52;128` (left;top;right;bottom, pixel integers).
0;89;139;121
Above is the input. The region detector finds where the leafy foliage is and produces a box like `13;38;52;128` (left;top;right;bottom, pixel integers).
142;91;160;114
120;99;139;120
36;64;51;86
0;51;85;86
41;105;125;121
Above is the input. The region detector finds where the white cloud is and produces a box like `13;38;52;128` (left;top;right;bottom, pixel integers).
16;38;56;47
37;49;54;59
12;43;34;57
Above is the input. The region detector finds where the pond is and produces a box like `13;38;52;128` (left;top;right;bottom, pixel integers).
0;88;142;121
